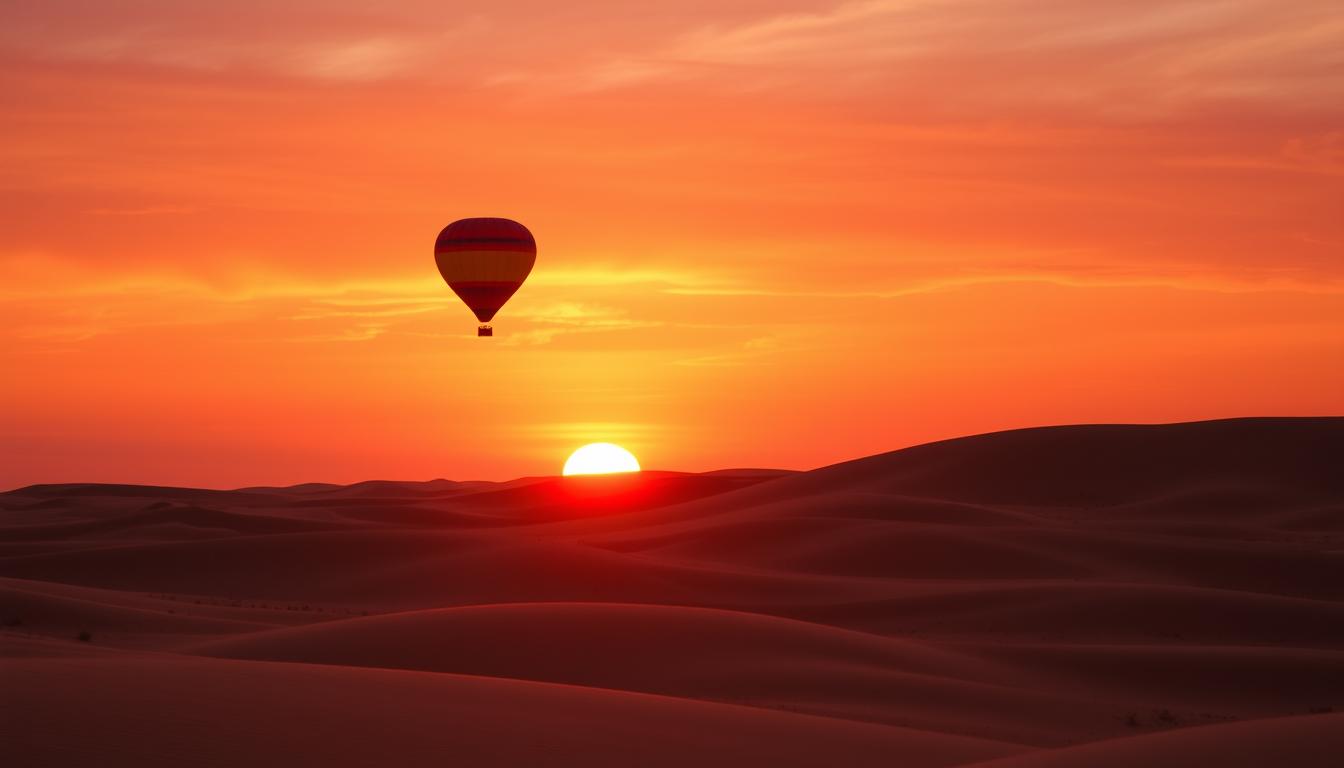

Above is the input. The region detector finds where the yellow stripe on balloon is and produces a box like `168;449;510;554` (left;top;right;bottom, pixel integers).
434;250;536;283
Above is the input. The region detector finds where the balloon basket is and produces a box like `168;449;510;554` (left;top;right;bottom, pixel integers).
477;325;493;337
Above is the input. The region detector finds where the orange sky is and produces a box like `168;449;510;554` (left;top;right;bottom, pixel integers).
3;0;1342;487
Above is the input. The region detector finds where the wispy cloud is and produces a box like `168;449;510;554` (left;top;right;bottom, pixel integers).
87;205;203;217
501;302;661;346
6;10;493;83
555;0;1343;114
664;267;1344;299
1169;131;1344;176
50;33;429;81
521;421;665;438
530;267;722;289
675;334;790;367
0;254;690;347
288;299;447;321
6;249;1341;348
669;0;940;65
8;0;1338;113
277;321;391;343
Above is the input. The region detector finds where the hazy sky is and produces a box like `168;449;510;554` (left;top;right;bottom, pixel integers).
3;0;1342;486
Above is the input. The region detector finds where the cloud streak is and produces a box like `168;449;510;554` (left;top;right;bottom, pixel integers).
9;1;1339;113
559;0;1344;114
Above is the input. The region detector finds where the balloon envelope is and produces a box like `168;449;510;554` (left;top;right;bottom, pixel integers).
434;218;535;323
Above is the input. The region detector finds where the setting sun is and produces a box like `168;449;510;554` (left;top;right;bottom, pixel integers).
562;443;641;476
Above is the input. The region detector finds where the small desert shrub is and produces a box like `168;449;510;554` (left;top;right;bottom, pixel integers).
76;630;92;642
1;616;21;627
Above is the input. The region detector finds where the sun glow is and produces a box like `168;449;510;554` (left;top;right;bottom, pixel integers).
562;443;641;476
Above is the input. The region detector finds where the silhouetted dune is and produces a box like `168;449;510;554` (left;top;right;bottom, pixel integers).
784;417;1344;506
3;483;285;506
243;479;456;495
3;417;1342;764
0;581;271;645
960;642;1344;716
194;602;1113;745
962;712;1344;767
779;582;1344;645
3;658;1022;767
0;504;349;541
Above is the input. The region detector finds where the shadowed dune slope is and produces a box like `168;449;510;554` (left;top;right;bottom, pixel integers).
775;417;1344;506
195;602;1088;743
963;712;1344;768
0;657;1022;768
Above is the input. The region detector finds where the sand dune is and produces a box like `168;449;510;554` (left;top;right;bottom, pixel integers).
0;503;349;541
190;602;1157;745
3;657;1021;767
2;417;1341;764
752;417;1344;506
963;712;1344;767
779;581;1344;644
0;581;270;643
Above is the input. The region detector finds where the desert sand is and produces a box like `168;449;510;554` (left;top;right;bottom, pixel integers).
2;417;1342;766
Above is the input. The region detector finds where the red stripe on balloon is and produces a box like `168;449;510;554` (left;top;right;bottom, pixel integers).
448;280;524;323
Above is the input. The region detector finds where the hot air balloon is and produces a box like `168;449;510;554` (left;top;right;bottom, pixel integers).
434;217;535;337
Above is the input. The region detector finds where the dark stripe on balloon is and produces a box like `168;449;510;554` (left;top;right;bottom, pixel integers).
436;237;536;247
436;241;537;254
438;219;535;244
